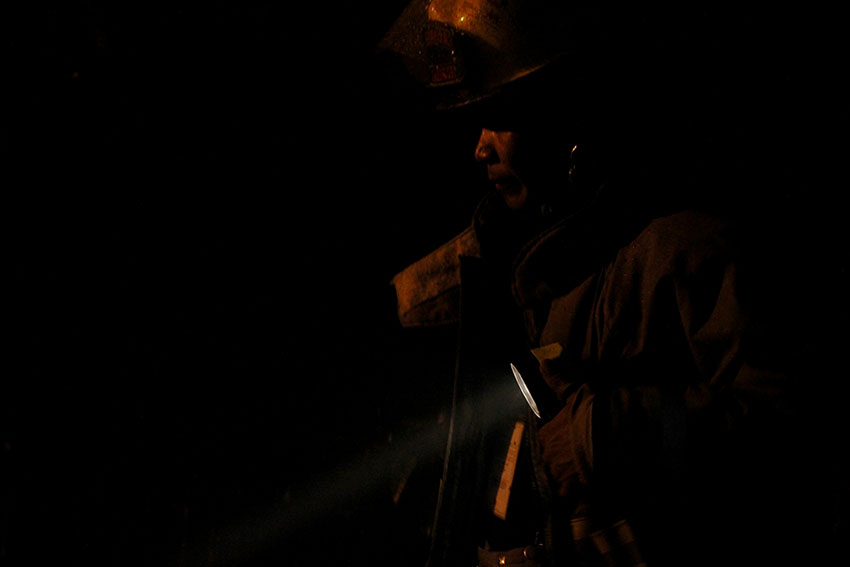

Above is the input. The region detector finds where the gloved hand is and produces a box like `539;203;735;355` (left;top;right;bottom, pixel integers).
536;384;595;502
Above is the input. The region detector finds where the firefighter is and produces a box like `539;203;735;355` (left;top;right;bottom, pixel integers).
382;2;843;565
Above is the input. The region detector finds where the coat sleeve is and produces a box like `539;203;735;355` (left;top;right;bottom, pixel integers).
537;215;811;521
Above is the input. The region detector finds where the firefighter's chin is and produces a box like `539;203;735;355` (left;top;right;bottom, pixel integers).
496;182;528;211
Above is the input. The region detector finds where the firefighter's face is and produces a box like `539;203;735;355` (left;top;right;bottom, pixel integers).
475;129;526;210
474;127;569;212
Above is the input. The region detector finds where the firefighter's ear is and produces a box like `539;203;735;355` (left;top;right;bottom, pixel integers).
564;143;606;210
567;144;593;190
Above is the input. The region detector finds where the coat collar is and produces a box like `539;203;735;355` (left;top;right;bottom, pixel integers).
509;185;656;309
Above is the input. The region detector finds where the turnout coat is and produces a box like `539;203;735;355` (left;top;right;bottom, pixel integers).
392;188;836;566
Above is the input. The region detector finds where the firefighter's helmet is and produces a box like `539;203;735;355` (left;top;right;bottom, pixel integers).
379;0;586;111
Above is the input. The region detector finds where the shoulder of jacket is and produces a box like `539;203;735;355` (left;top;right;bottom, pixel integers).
391;226;481;327
634;209;732;253
621;209;736;278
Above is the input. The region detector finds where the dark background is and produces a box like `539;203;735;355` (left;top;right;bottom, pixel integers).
5;2;483;566
4;2;848;566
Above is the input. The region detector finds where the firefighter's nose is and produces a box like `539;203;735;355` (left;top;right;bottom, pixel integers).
475;129;497;164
